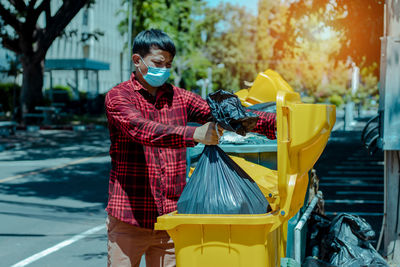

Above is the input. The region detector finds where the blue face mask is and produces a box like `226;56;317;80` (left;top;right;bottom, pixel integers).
138;57;171;87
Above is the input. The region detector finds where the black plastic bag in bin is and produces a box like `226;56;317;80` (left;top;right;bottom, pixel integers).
321;213;389;266
206;90;259;136
177;145;269;214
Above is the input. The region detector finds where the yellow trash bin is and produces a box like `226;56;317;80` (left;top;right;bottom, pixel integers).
241;69;294;106
155;73;336;267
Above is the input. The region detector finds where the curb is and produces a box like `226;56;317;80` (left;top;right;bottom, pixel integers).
16;124;106;132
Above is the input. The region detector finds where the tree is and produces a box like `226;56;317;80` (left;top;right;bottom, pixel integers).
255;0;291;72
195;3;258;91
274;11;352;103
288;0;382;103
255;0;381;105
287;0;384;68
0;0;94;119
118;0;205;89
118;1;264;92
2;54;21;119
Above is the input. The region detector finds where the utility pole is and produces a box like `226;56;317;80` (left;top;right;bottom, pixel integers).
344;64;359;130
379;0;400;264
207;67;213;95
127;0;133;80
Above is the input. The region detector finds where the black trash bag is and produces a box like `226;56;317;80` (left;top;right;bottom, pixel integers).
306;212;332;258
303;256;336;267
177;145;269;214
206;90;259;136
246;102;276;113
321;213;388;267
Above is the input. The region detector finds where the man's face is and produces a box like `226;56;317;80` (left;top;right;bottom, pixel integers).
133;46;173;77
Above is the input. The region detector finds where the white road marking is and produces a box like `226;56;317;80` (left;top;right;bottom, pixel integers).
11;224;106;267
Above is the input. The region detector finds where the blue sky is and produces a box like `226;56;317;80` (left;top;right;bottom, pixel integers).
204;0;258;15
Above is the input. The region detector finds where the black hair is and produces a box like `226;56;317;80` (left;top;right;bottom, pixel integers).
132;29;176;57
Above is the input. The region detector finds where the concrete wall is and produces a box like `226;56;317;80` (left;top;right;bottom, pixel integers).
382;0;400;264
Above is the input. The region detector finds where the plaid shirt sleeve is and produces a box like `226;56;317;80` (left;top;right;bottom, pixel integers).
182;89;211;124
105;88;197;148
247;110;277;140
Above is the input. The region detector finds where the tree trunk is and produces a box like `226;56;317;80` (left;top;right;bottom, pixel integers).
20;59;45;122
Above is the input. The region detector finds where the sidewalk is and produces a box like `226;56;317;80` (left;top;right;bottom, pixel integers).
0;125;108;152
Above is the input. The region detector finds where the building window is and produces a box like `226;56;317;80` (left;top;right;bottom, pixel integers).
83;9;89;26
83;45;90;58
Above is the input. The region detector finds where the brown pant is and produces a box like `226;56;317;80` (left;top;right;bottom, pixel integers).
107;215;176;267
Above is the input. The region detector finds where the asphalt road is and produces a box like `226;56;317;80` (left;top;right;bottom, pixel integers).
0;129;112;267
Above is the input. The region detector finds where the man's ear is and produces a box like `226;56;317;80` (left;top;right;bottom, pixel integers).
132;54;141;67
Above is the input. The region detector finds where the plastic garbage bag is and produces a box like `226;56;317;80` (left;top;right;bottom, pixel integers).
303;256;336;267
206;90;259;136
320;213;388;266
219;131;269;144
246;102;276;113
306;212;332;258
177;145;269;214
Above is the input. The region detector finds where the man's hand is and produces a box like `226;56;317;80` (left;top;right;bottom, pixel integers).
193;122;224;145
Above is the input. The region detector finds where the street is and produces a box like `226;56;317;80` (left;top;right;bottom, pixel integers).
0;129;110;267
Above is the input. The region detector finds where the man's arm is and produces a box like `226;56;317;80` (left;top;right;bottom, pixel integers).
182;88;276;139
183;89;211;125
249;110;277;140
182;88;275;140
106;89;221;147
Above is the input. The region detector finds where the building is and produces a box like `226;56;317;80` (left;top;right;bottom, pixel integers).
44;0;128;98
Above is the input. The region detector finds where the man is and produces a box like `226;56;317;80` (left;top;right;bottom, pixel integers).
105;29;276;267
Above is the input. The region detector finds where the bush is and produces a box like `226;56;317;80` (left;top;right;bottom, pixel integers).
329;94;344;107
44;85;73;102
0;83;20;112
301;95;316;103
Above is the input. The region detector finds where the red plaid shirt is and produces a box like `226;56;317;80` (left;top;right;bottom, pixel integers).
105;73;276;229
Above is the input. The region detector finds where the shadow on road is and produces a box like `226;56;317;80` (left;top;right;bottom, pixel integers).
0;129;110;161
0;160;110;208
1;129;111;214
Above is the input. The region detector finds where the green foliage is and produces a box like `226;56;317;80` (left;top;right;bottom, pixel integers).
329;94;344;107
195;3;258;91
0;83;20;112
51;85;73;94
79;91;88;101
286;0;383;69
257;0;379;105
118;0;208;90
117;0;380;106
44;85;73;102
354;61;379;105
254;1;350;102
256;0;289;71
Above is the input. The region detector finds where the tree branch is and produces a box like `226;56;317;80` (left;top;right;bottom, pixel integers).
33;0;50;17
44;1;51;28
9;0;27;13
35;0;90;61
25;0;50;28
0;33;22;54
27;0;39;11
0;3;22;32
